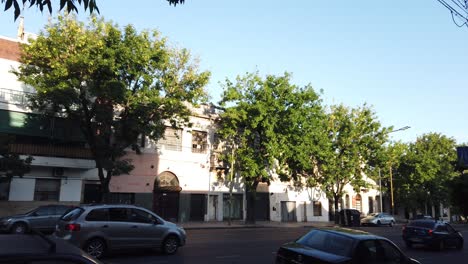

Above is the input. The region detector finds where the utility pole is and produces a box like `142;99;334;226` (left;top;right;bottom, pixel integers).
390;165;394;215
228;143;235;226
379;168;383;212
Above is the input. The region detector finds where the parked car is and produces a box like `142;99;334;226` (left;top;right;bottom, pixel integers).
276;227;420;264
413;214;433;220
361;212;396;227
54;204;186;258
0;204;75;234
402;219;464;250
0;231;102;264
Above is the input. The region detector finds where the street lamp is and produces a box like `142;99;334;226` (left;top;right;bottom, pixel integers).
379;126;410;214
387;126;410;215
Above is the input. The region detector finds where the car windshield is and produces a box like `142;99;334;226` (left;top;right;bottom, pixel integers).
369;213;379;217
297;230;354;257
60;207;84;221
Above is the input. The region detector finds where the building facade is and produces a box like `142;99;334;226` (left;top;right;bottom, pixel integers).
0;35;382;222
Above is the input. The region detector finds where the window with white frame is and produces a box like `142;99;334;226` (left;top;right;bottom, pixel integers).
157;127;182;151
313;201;322;216
192;130;208;153
34;179;60;201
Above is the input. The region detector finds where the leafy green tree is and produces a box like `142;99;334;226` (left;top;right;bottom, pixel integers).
2;0;185;20
0;136;32;182
372;141;408;213
14;15;209;199
308;104;389;222
217;72;324;224
449;172;468;217
395;133;458;215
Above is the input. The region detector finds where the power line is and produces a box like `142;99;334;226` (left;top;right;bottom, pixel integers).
437;0;468;28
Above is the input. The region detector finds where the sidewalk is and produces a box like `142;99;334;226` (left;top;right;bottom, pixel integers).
179;220;337;230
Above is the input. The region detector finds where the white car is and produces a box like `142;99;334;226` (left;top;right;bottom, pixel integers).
361;213;396;227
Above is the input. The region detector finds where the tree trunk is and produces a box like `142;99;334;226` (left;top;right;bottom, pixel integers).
334;194;340;224
245;181;259;224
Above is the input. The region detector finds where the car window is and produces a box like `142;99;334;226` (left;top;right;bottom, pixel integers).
408;221;435;229
446;224;456;233
356;240;379;263
55;206;72;216
297;230;353;257
435;224;448;232
34;206;53;216
108;208;130;222
377;240;404;263
61;208;84;221
85;209;109;222
130;209;157;224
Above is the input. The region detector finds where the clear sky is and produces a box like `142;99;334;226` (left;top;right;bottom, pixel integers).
1;0;467;144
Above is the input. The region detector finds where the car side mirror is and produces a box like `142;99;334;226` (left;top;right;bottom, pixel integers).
31;212;38;216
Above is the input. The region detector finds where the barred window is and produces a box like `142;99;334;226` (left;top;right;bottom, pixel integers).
157;127;182;151
192;131;208;153
34;179;60;201
313;201;322;216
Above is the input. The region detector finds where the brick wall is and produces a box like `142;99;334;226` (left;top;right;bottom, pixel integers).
0;38;21;62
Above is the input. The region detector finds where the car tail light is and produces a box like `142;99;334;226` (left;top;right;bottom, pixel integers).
428;229;433;236
65;223;81;231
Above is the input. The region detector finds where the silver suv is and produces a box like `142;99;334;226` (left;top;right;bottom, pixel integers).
53;204;186;258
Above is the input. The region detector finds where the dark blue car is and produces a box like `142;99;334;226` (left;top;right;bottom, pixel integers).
276;227;420;264
402;219;463;250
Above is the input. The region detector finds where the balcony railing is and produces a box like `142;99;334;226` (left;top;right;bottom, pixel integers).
9;143;93;159
0;87;35;106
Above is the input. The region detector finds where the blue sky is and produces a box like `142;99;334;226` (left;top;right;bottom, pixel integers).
1;0;467;144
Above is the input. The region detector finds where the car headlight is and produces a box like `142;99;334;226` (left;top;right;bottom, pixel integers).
0;218;12;225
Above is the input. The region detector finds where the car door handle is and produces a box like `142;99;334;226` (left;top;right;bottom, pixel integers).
131;225;138;228
101;225;109;228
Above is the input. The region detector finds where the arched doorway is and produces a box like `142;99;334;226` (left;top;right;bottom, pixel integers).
153;171;181;222
355;194;362;212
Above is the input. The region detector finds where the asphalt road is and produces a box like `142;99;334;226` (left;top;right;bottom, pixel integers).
104;225;468;264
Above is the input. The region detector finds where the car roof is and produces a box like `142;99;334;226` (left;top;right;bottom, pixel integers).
316;227;382;241
0;234;85;256
79;203;143;209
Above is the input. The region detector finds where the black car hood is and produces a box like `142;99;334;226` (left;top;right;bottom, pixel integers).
280;242;351;263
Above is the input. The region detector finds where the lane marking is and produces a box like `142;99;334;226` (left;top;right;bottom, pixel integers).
215;255;240;259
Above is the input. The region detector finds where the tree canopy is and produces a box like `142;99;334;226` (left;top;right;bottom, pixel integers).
217;72;325;223
14;15;209;198
2;0;185;20
310;104;389;218
394;133;458;212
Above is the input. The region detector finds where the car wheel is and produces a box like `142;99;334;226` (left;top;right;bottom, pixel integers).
456;239;463;250
162;235;179;255
11;222;28;234
377;220;381;226
84;238;106;259
389;221;395;227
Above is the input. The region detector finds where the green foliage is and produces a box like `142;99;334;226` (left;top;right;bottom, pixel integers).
2;0;99;20
395;133;458;210
217;72;325;222
449;172;468;216
2;0;185;21
0;136;32;181
14;15;209;195
311;104;389;204
218;72;324;189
